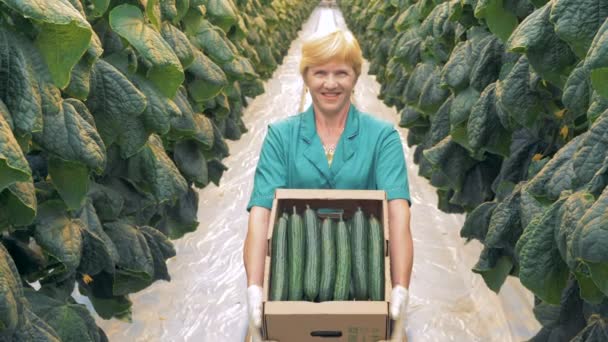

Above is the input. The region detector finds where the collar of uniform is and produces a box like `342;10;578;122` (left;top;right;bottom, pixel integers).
300;103;360;143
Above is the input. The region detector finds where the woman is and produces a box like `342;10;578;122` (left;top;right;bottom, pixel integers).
243;29;413;336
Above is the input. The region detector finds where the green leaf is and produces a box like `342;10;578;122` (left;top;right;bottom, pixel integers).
205;0;238;32
470;35;503;92
0;28;43;136
507;2;577;88
585;18;608;98
33;100;106;173
495;56;543;127
1;0;93;88
0;243;23;334
526;134;583;201
466;83;511;157
449;87;480;126
570;315;608;341
87;182;124;221
461;202;497;242
474;0;518;42
516;197;569;304
207;158;228;186
129;74;180;136
563;61;592;119
472;247;513;293
160;22;195;68
441;41;472;91
186;50;228;102
572;185;608;295
139;226;175;281
187;18;236;64
33;200;84;281
155;187;199;239
557;192;596;269
143;0;161;30
192;114;215;149
84;0;110;18
422;136;478;191
572;110;608;188
588;93;608;123
0;180;37;228
77;201;118;276
87;59;148;158
549;0;608;58
24;289;102;342
109;4;184;98
76;273;132;321
485;184;522;250
403;62;435;107
128;134;188;204
103;221;154;295
173;139;209;187
0;102;31;192
418;66;449;114
428;97;452;146
64;32;103;100
47;158;89;211
573;271;605;304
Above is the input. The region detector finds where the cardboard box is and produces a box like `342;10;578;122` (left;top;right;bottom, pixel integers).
262;189;395;342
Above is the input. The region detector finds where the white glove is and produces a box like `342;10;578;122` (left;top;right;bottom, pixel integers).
247;285;263;328
390;285;409;320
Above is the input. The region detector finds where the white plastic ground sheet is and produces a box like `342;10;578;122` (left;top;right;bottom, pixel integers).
94;3;542;341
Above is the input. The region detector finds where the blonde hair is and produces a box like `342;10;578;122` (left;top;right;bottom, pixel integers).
299;29;363;78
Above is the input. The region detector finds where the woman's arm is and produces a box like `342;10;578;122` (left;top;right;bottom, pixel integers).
388;199;413;288
243;206;271;286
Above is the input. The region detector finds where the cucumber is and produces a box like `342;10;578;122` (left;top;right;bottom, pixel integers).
270;214;289;301
288;206;305;300
333;215;351;300
351;207;368;300
368;214;385;301
318;217;336;302
303;205;321;301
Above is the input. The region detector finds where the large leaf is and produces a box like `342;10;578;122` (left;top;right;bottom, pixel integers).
33;200;84;282
87;59;148;158
103;221;154;296
495;55;543;127
0;243;23;335
550;0;608;58
556;191;595;269
525;134;583;201
570;315;608;341
0;28;43;136
155;186;199;239
572;110;608;188
160;22;195;68
109;4;184;98
129;74;181;136
516;197;569;304
474;0;518;42
187;18;237;65
186;50;228;102
562;61;592;119
0;180;37;228
472;246;513;293
1;0;93;88
205;0;238;32
440;41;472;91
461;202;497;242
572;185;608;295
77;201;118;276
585;19;608;98
485;184;522;251
0;101;30;192
466;83;511;157
173;139;209;187
24;289;103;342
47;158;89;211
422;136;478;191
507;2;577;88
139;225;176;281
33;99;106;173
127;134;188;204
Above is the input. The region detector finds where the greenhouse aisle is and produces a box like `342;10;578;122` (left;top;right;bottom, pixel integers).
95;3;541;342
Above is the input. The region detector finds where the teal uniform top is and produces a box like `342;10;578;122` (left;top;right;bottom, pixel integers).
246;104;410;211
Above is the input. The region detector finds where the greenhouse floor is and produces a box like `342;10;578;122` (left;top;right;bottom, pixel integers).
91;3;542;341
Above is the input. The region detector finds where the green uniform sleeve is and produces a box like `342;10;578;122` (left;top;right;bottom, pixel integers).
247;125;287;211
376;127;411;205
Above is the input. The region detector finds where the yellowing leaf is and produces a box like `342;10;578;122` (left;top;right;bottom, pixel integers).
560;126;569;139
82;274;93;284
554;109;567;119
532;153;544;161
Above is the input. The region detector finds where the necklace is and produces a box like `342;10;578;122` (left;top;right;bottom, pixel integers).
323;144;336;166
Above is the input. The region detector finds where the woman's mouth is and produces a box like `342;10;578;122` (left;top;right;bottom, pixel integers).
321;92;341;99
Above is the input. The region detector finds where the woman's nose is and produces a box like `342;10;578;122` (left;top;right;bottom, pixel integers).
323;74;338;88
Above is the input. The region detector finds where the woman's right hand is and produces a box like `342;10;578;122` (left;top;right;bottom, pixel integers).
247;284;263;328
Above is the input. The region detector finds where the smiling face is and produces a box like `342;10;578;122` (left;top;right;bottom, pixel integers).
304;61;357;117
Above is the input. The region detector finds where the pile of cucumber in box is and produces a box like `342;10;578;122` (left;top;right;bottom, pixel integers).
270;205;386;302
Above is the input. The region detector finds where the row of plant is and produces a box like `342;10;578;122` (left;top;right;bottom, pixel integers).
338;0;608;340
0;0;318;340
